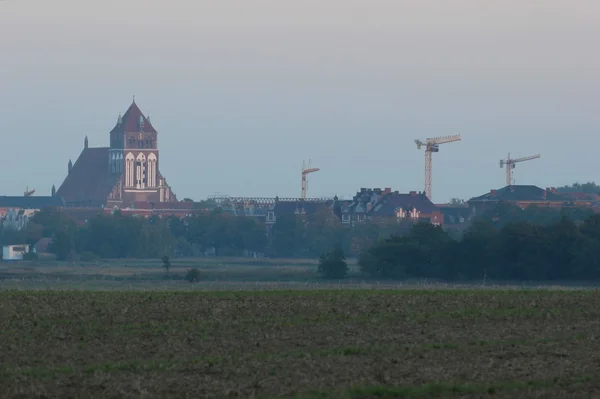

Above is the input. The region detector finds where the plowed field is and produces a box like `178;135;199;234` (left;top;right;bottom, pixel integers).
1;289;599;398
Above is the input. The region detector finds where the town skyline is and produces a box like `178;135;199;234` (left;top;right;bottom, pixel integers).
1;0;599;203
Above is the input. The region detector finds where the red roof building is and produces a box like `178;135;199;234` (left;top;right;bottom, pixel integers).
56;100;177;208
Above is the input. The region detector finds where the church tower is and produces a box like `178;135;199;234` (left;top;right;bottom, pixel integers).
109;98;158;189
107;98;171;203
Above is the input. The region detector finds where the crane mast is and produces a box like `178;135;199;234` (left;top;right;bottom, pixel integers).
301;160;320;200
414;134;461;200
499;153;540;186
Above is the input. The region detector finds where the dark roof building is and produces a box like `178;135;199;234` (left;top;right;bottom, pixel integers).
468;185;565;204
467;185;579;216
265;198;335;225
436;204;475;229
0;196;63;209
468;185;600;216
56;99;177;208
341;188;444;225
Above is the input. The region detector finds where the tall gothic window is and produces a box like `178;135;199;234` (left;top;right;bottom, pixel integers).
147;153;157;188
136;153;147;189
125;153;135;187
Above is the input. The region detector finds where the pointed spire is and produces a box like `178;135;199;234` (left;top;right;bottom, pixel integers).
84;135;88;149
147;113;151;123
51;185;56;196
68;159;73;174
117;113;122;125
132;95;136;103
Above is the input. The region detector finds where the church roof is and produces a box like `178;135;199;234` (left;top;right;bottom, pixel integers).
56;147;120;206
110;101;157;134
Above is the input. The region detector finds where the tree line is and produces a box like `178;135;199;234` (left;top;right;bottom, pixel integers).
358;213;600;282
0;207;418;260
0;201;598;276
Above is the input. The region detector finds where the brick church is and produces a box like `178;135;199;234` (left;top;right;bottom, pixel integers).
57;99;177;208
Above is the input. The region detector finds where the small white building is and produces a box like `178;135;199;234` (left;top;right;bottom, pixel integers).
2;244;33;261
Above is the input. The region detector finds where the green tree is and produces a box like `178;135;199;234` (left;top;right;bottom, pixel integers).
318;247;348;279
359;235;414;279
185;268;202;283
306;207;345;257
195;199;219;211
556;182;600;193
168;216;187;238
30;207;77;238
49;229;75;261
162;255;171;273
449;197;466;206
458;220;498;280
272;214;304;257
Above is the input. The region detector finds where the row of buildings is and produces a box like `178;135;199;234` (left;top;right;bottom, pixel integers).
230;184;599;232
2;100;600;235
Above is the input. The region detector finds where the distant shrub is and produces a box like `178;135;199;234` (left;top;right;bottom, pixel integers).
162;256;171;273
185;268;202;283
79;251;98;262
318;247;348;279
67;250;80;263
22;252;38;261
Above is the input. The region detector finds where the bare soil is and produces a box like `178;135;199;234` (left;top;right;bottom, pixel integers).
1;289;599;398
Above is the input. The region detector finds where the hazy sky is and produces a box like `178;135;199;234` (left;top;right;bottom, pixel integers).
1;0;598;203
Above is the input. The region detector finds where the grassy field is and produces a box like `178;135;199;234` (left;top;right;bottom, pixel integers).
0;257;360;284
1;289;600;398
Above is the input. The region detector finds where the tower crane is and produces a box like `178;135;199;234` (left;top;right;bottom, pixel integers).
301;160;320;200
500;153;540;186
414;134;461;200
24;186;35;196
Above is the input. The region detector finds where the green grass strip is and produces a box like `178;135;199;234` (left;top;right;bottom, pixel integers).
269;374;596;398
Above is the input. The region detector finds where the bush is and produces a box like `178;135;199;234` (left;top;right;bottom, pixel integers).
318;247;348;279
185;268;202;283
162;256;171;273
79;251;98;262
22;252;38;261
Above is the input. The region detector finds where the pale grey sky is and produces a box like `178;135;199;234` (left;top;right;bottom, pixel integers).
1;0;598;203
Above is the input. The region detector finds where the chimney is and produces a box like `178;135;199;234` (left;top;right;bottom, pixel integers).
409;191;417;196
552;187;557;193
490;189;497;197
384;187;392;194
542;190;547;199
